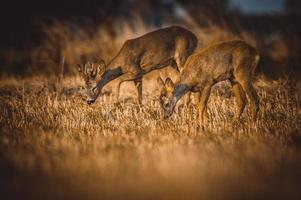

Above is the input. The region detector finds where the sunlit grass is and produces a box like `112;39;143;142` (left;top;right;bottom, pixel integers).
0;74;300;199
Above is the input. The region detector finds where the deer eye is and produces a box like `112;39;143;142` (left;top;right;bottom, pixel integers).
164;101;170;108
90;73;97;79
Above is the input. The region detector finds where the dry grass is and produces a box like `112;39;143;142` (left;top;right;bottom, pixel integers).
0;73;301;200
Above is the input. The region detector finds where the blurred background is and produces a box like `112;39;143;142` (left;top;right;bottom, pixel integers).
0;0;300;78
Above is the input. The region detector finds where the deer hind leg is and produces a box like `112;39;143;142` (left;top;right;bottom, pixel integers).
197;81;213;123
175;55;188;72
230;79;247;122
169;59;180;71
175;37;189;72
134;78;143;105
241;81;259;120
233;55;259;120
236;76;259;120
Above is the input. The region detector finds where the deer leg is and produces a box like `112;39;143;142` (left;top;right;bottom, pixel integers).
116;80;122;101
170;59;180;71
134;78;143;105
230;80;247;122
175;56;186;72
197;81;213;123
183;92;191;106
194;92;200;105
193;92;202;119
239;80;259;120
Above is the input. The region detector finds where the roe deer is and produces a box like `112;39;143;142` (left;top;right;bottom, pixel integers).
159;40;260;123
77;26;197;105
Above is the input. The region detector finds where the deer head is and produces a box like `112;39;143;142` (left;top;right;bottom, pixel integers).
157;77;177;118
77;60;106;105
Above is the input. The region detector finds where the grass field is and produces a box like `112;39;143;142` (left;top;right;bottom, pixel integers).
0;72;301;199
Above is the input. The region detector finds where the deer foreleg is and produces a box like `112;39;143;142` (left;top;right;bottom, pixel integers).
134;78;143;105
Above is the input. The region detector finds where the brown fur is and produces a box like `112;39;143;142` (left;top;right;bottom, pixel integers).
77;26;198;105
160;40;260;123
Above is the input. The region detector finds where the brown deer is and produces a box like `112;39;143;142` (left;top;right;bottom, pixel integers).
77;26;197;105
158;40;260;123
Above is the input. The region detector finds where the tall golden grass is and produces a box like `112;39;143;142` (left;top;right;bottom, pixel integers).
1;73;301;199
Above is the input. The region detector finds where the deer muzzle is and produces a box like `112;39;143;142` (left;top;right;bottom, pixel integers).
87;98;95;105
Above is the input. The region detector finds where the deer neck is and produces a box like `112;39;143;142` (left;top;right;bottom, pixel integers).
164;83;189;117
96;67;123;91
173;84;189;102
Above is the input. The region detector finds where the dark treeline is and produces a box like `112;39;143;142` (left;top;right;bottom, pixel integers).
1;0;298;49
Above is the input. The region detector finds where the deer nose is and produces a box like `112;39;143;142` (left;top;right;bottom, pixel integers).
164;112;171;119
87;99;95;105
163;109;173;119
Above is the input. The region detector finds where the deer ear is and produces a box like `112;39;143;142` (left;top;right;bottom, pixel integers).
165;78;174;88
157;77;165;87
96;60;106;76
97;59;106;68
77;64;83;73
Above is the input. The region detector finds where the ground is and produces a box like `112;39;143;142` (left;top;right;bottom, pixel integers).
0;72;301;200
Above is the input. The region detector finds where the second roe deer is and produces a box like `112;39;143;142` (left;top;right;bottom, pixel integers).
77;26;197;105
159;40;260;123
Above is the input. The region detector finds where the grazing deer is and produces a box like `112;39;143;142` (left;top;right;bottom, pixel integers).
159;40;260;123
77;26;197;105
